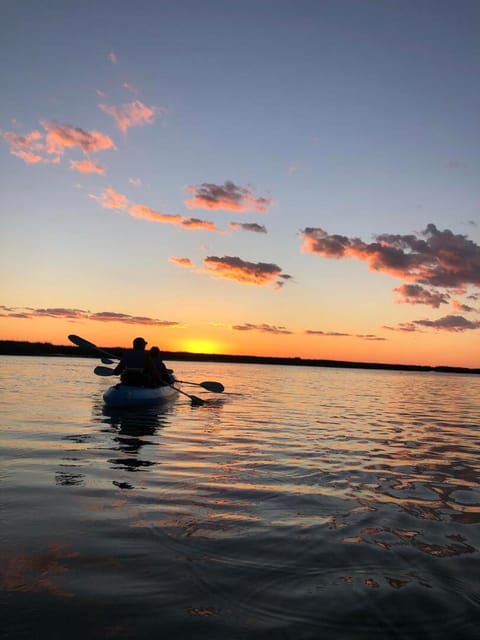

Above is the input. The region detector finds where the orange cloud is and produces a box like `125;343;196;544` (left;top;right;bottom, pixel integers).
70;160;106;175
185;181;272;213
203;256;291;288
128;204;183;224
169;257;194;268
99;100;158;132
89;186;128;210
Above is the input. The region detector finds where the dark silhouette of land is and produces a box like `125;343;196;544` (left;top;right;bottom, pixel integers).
0;340;478;374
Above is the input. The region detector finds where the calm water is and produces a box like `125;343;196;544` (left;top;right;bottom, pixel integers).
1;356;480;639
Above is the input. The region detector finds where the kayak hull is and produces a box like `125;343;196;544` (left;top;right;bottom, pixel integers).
103;384;178;408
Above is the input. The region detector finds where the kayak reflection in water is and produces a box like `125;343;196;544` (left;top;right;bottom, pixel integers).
113;336;157;387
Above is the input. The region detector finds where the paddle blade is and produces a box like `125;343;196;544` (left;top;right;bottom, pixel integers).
94;366;116;376
68;334;93;348
200;381;224;393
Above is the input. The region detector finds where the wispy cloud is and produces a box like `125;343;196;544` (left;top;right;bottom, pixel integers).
1;130;53;164
129;203;182;223
203;256;291;288
90;194;221;231
451;299;476;313
108;51;118;64
99;100;159;133
181;217;218;231
305;329;386;340
232;323;293;334
89;186;128;210
70;160;105;175
0;305;180;326
384;315;480;333
129;203;220;231
169;257;194;268
230;222;267;233
185;181;272;213
122;82;139;95
128;177;142;187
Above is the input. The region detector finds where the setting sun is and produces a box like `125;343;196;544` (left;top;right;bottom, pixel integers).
181;338;222;354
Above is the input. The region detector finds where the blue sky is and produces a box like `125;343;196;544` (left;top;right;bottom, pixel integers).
1;0;479;366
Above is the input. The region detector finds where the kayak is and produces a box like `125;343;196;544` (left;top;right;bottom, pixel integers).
103;383;178;408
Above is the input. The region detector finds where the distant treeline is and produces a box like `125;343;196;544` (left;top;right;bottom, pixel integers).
1;340;479;375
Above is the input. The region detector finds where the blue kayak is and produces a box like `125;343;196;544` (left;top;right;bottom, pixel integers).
103;383;178;408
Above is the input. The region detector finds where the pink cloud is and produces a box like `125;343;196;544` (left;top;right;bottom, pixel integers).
1;130;58;164
89;187;128;210
384;314;480;333
108;52;118;64
185;181;272;213
203;256;291;288
99;100;158;132
70;160;106;175
128;177;142;187
0;305;180;327
41;121;115;155
2;122;115;165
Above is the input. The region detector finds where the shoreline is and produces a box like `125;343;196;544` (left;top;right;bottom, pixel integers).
1;340;478;375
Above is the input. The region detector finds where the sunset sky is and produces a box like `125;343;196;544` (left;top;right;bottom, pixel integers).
1;0;479;368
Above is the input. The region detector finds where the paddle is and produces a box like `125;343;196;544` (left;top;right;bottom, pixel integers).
68;334;118;361
94;366;116;376
176;380;224;393
93;366;205;406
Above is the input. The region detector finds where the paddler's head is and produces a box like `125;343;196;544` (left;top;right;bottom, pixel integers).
133;337;147;350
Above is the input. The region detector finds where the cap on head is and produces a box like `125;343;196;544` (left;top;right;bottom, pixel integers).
133;337;147;348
